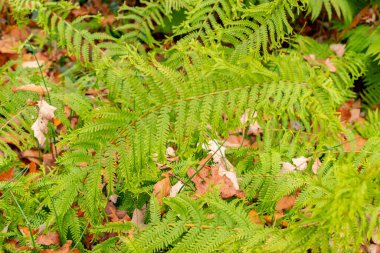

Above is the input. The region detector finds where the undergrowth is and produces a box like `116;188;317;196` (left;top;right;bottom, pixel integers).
0;0;379;252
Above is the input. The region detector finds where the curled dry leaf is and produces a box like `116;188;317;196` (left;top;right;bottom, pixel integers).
330;44;345;57
31;117;48;146
292;156;310;171
312;158;322;174
36;231;60;246
38;100;57;120
153;171;172;204
169;181;184;197
31;99;57;146
12;83;51;96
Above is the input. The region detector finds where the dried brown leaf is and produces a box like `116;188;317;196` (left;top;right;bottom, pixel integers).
36;232;60;246
153;171;172;204
275;195;297;211
12;84;51;96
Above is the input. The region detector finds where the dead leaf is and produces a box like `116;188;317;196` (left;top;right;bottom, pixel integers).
292;156;310;171
28;162;38;174
43;153;56;168
12;84;51;96
165;146;179;162
248;209;262;225
21;149;40;164
368;244;380;253
18;226;37;238
0;34;19;54
303;54;316;61
202;140;240;190
40;240;79;253
275;195;297;211
247;121;262;135
349;108;361;123
169;181;184;197
105;201;120;222
166;147;175;157
37;100;57;120
330;44;345;57
109;194;118;204
224;135;250;147
31;117;48;146
36;232;60;246
22;60;44;68
344;135;367;152
187;166;244;199
312;158;322;174
263;211;284;224
337;99;355;122
131;204;147;228
100;15;116;26
0;167;14;181
280;162;296;173
31;99;57;146
153;171;172;204
324;58;336;72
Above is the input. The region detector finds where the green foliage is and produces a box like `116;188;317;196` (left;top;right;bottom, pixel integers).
1;0;379;252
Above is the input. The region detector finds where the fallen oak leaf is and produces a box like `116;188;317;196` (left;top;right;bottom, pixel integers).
12;84;51;96
36;231;60;246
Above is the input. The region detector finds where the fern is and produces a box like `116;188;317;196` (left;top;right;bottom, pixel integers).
1;0;380;252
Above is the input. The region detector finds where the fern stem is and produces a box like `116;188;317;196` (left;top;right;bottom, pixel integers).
167;222;242;232
69;222;89;253
41;176;64;245
9;191;37;250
